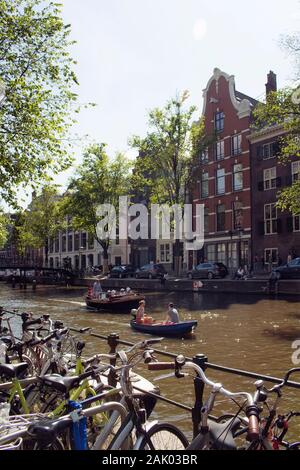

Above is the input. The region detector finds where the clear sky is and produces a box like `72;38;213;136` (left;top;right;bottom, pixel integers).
22;0;300;200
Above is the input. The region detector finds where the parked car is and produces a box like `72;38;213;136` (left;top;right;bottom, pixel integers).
108;265;135;279
91;265;103;275
273;258;300;280
135;263;166;279
187;262;228;280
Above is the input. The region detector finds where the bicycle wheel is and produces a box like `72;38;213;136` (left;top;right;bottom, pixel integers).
137;423;188;450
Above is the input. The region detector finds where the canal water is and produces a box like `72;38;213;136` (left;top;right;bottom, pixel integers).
1;283;300;442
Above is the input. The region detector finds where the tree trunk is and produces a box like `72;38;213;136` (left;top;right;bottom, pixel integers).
102;247;109;275
173;239;182;277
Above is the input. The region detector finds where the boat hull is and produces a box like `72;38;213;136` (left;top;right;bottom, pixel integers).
130;320;197;338
85;295;144;313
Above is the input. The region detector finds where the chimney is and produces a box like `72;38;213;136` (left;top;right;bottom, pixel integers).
265;71;277;97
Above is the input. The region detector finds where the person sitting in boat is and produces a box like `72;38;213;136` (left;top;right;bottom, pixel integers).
120;288;126;296
136;300;146;324
164;303;180;324
126;287;131;294
92;279;102;299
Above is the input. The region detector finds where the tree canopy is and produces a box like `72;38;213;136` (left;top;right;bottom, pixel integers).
15;185;63;262
254;32;300;215
131;93;209;207
0;0;79;206
61;144;132;272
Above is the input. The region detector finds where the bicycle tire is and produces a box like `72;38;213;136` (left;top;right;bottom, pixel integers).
137;423;189;450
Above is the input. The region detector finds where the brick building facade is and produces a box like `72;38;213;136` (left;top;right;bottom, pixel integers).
192;68;258;272
249;125;300;269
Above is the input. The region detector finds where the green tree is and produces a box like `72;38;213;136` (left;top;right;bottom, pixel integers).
0;0;79;206
61;144;132;274
15;185;63;264
130;92;211;275
254;32;300;215
0;211;8;248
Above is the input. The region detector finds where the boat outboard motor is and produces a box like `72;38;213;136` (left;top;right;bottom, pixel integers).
131;309;137;320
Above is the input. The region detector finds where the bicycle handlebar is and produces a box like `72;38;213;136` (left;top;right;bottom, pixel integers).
267;368;300;393
148;355;260;441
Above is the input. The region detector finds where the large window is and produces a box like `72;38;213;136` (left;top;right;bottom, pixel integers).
262;142;278;159
207;245;215;262
217;243;226;263
215;141;225;161
233;201;243;230
216;204;225;232
204;208;209;233
292;161;300;182
231;134;242;156
294;216;300;232
265;248;278;266
233;164;243;191
159;243;171;263
216;168;225;195
62;233;66;252
264;167;277;190
214;112;224;132
201;172;209;198
264;203;277;235
74;233;80;251
81;232;87;250
228;242;238;269
68;231;73;252
200;148;209;164
88;233;94;250
54;236;59;253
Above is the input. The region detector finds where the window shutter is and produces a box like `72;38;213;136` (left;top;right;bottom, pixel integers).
258;221;265;235
256;146;263;160
276;177;282;188
277;219;282;234
285;175;293;186
273;141;280;157
258;181;264;191
287;217;294;233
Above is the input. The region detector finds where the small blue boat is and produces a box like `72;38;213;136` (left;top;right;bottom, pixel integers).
130;319;197;338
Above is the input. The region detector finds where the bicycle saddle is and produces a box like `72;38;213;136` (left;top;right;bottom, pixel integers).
187;418;241;451
40;374;83;394
27;417;72;446
208;418;241;450
0;362;29;380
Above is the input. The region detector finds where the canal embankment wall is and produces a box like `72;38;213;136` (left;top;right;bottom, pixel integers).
74;278;300;296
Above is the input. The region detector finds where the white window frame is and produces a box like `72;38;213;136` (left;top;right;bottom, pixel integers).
207;245;215;262
233;164;243;191
264;203;277;235
214;112;224;132
231;134;242;156
159;243;171;263
215;140;225;161
264;248;278;265
263;167;277;190
200;148;209;163
294;215;300;232
216;168;225;195
263;142;277;160
201;172;209;198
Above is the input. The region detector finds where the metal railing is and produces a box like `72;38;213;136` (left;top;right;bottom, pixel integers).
69;328;300;438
